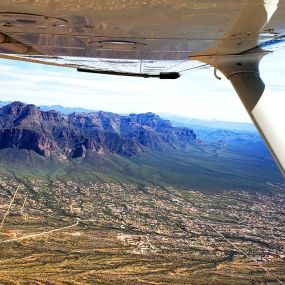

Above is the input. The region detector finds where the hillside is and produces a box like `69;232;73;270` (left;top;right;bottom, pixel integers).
0;102;197;159
0;103;284;285
0;102;282;192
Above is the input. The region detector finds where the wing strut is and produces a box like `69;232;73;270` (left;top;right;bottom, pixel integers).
193;0;284;176
216;52;285;176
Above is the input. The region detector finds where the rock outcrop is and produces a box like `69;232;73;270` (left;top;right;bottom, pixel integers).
0;102;197;159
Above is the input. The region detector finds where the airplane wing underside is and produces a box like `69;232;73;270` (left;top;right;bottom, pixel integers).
0;1;283;68
0;54;210;77
0;0;285;175
0;1;284;75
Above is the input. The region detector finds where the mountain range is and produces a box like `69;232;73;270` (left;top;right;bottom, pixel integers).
0;101;282;191
0;101;256;132
0;101;197;160
160;114;257;132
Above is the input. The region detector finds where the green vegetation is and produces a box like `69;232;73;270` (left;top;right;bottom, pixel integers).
0;126;283;284
0;146;282;194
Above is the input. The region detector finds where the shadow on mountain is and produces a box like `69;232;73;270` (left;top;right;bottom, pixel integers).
0;101;282;192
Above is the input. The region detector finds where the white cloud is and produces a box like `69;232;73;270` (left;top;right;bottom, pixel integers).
0;50;283;123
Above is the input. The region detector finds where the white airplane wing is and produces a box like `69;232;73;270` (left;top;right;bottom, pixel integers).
0;0;284;175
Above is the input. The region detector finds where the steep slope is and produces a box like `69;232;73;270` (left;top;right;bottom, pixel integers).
0;102;197;160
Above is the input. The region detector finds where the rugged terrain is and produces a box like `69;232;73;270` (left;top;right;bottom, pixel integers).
0;177;284;284
0;101;197;159
0;102;282;193
0;102;284;284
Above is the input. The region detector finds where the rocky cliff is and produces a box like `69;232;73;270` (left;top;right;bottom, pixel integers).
0;102;197;160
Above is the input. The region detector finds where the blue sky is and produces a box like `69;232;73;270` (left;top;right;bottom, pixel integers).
0;49;283;123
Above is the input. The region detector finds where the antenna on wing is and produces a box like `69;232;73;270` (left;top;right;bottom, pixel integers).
214;56;222;80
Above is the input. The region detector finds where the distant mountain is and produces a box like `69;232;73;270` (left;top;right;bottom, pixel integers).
39;105;96;114
0;101;10;108
0;101;257;132
159;113;257;132
0;102;197;160
0;101;95;114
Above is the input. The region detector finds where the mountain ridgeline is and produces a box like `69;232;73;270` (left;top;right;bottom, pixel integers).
0;102;197;160
0;101;282;191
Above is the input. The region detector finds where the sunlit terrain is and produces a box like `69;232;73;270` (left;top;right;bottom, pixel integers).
0;100;283;284
0;178;284;284
0;46;284;285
